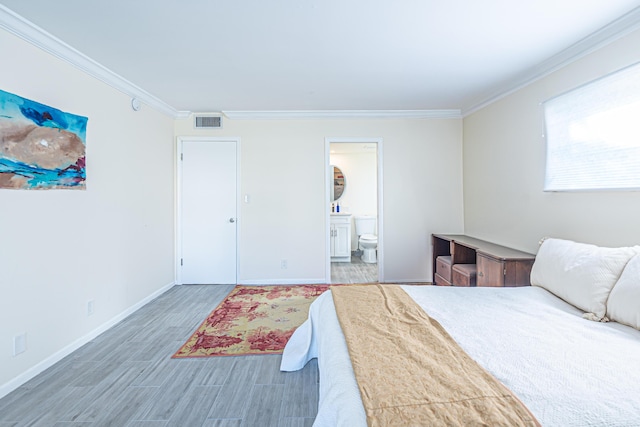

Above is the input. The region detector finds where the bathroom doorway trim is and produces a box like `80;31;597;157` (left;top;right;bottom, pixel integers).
325;137;384;283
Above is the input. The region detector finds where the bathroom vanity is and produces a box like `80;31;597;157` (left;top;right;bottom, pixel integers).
330;213;352;262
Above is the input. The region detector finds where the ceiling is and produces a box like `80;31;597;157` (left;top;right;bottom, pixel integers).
2;1;640;116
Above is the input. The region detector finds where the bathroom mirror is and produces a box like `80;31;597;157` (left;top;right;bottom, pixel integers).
331;165;346;201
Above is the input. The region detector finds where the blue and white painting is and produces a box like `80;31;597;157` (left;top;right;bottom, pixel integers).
0;89;88;190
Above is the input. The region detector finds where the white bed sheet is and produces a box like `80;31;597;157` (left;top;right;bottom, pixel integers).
281;285;640;427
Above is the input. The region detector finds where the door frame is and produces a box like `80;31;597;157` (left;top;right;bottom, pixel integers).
175;136;241;285
325;137;384;283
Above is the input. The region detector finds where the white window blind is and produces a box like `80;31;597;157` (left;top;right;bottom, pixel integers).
543;62;640;191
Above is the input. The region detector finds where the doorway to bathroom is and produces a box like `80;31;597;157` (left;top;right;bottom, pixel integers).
325;137;383;284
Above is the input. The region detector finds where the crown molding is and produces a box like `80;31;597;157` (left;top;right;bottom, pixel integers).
174;110;192;119
222;109;462;120
0;5;184;118
462;6;640;116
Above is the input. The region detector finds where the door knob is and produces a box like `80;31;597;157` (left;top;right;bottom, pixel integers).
229;218;235;223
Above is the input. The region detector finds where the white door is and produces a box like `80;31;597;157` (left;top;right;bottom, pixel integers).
179;139;237;284
333;223;351;258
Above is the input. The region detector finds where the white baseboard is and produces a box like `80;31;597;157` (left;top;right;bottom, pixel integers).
238;278;327;285
0;281;175;400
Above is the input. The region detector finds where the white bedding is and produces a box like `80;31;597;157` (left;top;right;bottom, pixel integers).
281;285;640;427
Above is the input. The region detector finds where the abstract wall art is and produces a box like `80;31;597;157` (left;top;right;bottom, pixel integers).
0;89;88;190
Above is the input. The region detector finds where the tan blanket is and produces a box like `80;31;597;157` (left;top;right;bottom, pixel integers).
331;285;540;427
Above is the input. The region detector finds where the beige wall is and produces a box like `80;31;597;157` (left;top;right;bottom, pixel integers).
0;29;175;394
174;117;464;284
463;28;640;253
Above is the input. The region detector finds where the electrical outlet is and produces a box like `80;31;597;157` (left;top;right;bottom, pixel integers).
87;300;95;316
281;259;288;269
13;333;26;356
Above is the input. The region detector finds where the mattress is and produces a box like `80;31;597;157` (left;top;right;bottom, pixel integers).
281;285;640;426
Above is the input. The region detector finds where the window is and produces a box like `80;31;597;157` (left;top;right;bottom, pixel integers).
543;62;640;191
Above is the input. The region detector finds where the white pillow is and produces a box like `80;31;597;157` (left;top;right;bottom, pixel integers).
530;238;638;320
607;254;640;329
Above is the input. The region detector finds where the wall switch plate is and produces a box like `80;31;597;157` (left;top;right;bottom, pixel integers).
281;259;288;269
87;300;95;316
13;333;26;356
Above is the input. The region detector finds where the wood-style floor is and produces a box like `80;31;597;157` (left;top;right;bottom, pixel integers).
331;255;377;284
0;285;319;427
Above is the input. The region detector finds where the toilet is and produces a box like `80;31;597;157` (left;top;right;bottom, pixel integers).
354;215;378;263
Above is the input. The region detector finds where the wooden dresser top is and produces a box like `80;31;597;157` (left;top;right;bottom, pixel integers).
433;234;535;261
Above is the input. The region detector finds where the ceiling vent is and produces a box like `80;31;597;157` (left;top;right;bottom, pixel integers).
194;115;222;129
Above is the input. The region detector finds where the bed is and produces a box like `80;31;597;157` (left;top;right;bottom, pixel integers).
280;238;640;426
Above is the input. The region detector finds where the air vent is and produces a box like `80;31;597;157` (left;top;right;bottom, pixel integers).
194;115;222;129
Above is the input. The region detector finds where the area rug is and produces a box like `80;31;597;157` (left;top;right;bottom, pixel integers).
173;284;330;358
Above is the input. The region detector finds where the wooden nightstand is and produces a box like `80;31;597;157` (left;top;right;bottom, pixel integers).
432;234;535;287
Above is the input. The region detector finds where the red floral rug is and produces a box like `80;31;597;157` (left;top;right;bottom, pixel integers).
172;284;330;358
